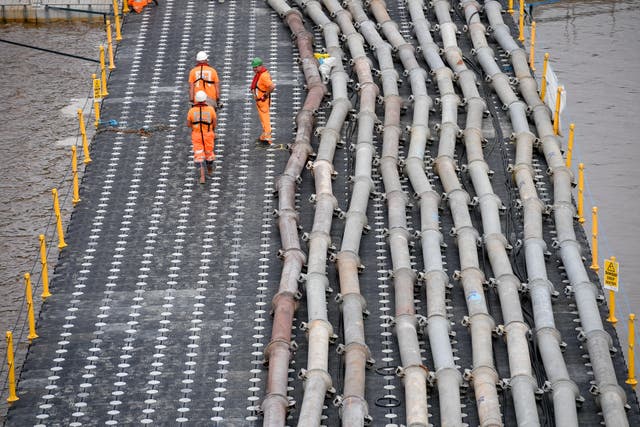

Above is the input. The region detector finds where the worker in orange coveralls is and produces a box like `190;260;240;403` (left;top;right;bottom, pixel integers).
128;0;158;14
250;57;275;144
189;51;221;108
187;91;217;184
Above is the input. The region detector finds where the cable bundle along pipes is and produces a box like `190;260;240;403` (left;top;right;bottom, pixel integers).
414;0;542;424
371;1;501;425
292;0;352;425
262;1;327;424
482;1;629;425
346;1;430;424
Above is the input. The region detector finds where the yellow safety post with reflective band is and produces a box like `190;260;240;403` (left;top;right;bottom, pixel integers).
52;188;67;249
72;146;81;205
566;123;575;168
540;53;549;101
39;234;51;299
92;74;101;129
106;19;115;70
627;314;638;387
553;86;563;135
113;0;122;42
529;22;536;72
577;163;585;224
518;0;525;42
78;109;92;163
6;331;19;403
100;45;109;97
24;273;39;340
590;207;599;271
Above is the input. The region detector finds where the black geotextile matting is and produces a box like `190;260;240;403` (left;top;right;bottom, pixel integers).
6;1;640;426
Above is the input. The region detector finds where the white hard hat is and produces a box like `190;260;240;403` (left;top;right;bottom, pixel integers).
195;91;207;103
196;51;208;61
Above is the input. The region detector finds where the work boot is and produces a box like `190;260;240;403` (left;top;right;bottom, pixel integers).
206;161;214;176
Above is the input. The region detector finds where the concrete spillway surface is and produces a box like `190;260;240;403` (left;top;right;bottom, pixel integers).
6;1;640;426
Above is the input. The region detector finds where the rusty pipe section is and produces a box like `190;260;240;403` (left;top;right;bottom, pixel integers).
263;2;327;425
419;1;540;425
347;1;430;425
320;0;379;425
483;2;629;425
292;1;352;426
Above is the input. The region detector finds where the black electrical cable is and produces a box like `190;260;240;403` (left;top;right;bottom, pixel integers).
0;38;100;63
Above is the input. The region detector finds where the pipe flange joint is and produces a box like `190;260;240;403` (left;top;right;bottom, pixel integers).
550;378;580;397
528;277;555;295
510;373;539;394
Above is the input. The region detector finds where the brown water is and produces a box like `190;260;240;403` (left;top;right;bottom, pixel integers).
0;0;638;408
0;21;103;359
532;0;640;360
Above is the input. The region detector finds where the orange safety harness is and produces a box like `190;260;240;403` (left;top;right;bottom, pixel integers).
192;105;214;132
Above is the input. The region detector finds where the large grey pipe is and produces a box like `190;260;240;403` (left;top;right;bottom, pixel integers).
482;1;629;425
413;0;541;424
319;0;379;425
263;1;327;425
388;1;467;425
346;1;430;425
390;0;501;424
291;1;352;425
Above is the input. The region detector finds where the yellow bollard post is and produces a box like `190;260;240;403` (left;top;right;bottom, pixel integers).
71;146;81;206
566;123;575;169
92;74;101;130
627;314;638;387
553;86;563;135
123;0;130;14
508;0;513;15
24;273;39;340
99;45;108;97
106;19;115;70
6;331;19;403
77;109;92;164
112;0;122;42
590;207;599;271
607;292;618;324
577;163;585;224
540;53;550;101
39;235;51;299
529;21;536;72
518;0;525;43
52;188;67;249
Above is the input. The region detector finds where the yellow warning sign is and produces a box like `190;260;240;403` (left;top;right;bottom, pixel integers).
604;257;619;292
93;78;102;101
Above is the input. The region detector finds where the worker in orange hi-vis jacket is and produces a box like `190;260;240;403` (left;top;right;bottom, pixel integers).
250;57;275;144
189;51;221;108
128;0;158;13
187;91;217;184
